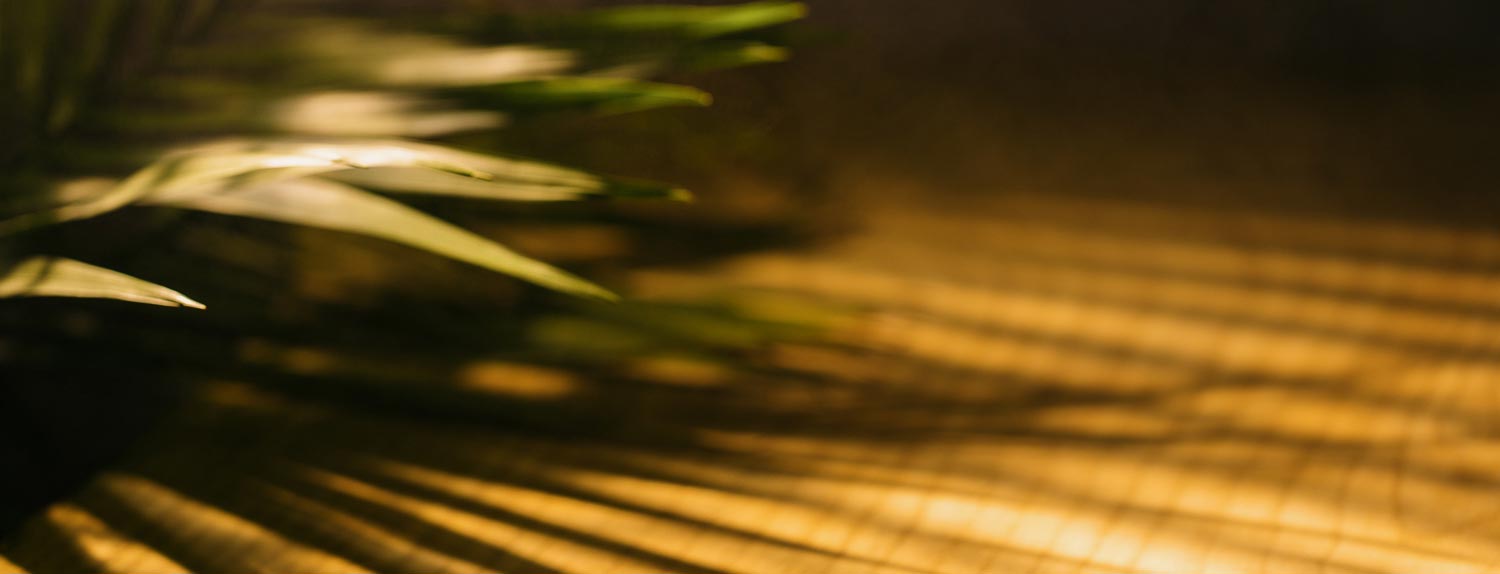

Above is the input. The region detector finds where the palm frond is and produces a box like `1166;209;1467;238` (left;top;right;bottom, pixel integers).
154;177;617;301
0;0;806;308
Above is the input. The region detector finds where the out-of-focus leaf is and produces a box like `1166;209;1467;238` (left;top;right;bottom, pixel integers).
555;1;806;40
139;139;546;202
446;77;711;115
373;44;577;88
327;167;690;202
164;18;579;88
0;0;807;310
0;256;204;308
0;146;351;236
0;138;643;235
150;178;618;301
271;91;507;137
677;42;790;71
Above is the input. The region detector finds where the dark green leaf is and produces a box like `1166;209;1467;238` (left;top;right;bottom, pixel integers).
446;77;711;116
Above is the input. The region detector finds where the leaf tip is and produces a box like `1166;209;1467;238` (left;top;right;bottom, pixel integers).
161;287;207;309
576;282;622;302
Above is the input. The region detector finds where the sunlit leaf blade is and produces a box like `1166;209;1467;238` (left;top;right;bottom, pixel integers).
373;44;577;87
327;167;690;202
151;178;618;301
0;138;642;235
0;147;359;236
559;1;807;39
0;256;205;308
326;167;591;200
271;91;507;137
147;139;613;194
446;77;712;115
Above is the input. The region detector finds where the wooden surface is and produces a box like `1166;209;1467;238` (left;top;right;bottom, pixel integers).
6;182;1500;573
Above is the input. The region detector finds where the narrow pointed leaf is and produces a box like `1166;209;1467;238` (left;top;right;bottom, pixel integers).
326;166;690;202
560;1;806;39
152;178;618;300
0;138;647;235
0;256;204;308
677;42;790;71
446;77;711;115
0;146;353;236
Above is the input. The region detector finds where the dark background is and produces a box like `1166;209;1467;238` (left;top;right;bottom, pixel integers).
771;0;1500;222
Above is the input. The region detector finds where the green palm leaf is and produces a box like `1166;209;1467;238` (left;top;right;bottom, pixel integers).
0;0;804;308
150;177;618;301
1;138;685;236
444;77;712;116
555;1;807;40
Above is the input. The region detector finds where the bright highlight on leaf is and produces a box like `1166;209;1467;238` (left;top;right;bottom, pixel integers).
272;91;508;137
0;1;804;308
150;178;619;301
375;45;577;87
326;167;688;202
0;138;692;301
1;138;676;231
0;256;205;308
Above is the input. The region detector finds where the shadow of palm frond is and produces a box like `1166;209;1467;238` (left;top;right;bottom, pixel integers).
7;188;1500;573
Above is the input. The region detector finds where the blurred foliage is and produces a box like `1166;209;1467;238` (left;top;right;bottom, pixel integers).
0;0;804;306
0;0;813;539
